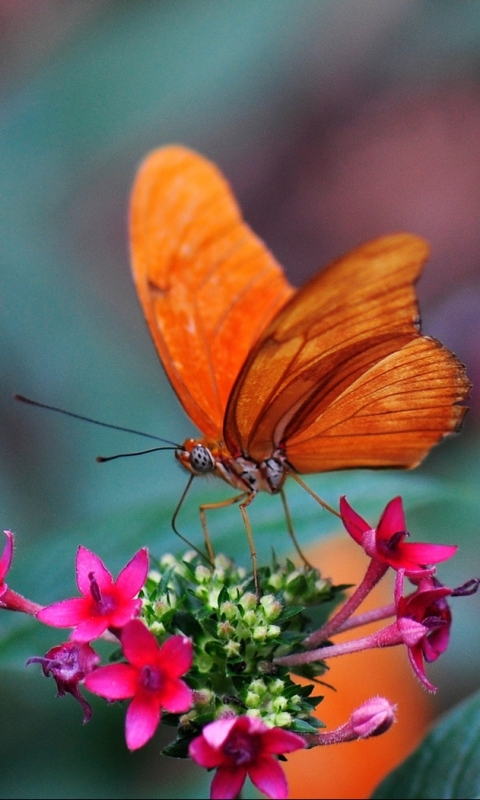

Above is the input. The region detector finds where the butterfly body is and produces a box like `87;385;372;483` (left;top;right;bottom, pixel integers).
176;438;288;495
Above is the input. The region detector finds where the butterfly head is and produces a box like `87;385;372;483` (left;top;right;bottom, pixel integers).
176;439;216;476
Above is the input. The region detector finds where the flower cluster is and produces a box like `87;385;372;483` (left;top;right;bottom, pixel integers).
277;497;479;695
0;493;478;800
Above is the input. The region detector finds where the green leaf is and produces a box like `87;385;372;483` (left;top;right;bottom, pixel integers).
371;689;480;799
289;717;324;734
171;611;204;639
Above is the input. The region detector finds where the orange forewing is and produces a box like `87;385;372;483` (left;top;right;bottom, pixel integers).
130;146;470;474
129;146;293;441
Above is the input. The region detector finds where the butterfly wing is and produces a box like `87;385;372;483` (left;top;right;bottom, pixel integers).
225;233;470;468
285;336;468;471
129;146;294;440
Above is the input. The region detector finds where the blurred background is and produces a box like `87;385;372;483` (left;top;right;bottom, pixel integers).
1;1;480;797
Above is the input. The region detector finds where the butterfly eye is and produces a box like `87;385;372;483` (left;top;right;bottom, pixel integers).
189;445;215;474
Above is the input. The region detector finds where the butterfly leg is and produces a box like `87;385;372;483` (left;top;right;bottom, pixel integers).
280;488;315;569
200;491;261;597
199;492;250;567
237;492;261;598
171;475;211;562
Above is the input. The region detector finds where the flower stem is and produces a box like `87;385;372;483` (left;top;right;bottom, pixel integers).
303;559;388;648
275;622;406;668
1;588;42;615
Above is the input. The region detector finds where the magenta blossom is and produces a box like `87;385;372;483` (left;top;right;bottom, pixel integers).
0;530;13;601
189;716;306;800
395;571;454;691
27;641;100;722
0;530;42;615
340;496;457;575
37;546;149;642
84;619;193;750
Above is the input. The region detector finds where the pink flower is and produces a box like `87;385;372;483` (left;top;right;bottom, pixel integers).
84;619;193;750
0;530;42;614
395;571;453;691
189;716;306;800
0;530;13;600
27;641;100;722
306;696;396;746
37;546;149;642
340;496;457;575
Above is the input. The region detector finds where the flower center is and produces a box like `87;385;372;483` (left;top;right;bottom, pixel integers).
223;731;258;766
386;530;407;551
139;665;163;693
88;572;116;615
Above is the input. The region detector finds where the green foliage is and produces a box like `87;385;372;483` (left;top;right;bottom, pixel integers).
372;689;480;799
139;551;340;758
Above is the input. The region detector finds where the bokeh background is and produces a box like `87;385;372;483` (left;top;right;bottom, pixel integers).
1;2;480;798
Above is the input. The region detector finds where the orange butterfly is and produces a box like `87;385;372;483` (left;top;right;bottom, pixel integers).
129;145;470;566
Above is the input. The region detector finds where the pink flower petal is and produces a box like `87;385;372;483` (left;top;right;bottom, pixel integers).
161;677;192;713
69;616;109;643
85;662;138;700
399;541;457;567
37;598;89;627
121;619;160;666
202;717;239;749
189;734;222;769
115;548;149;597
211;764;247;800
262;728;306;754
241;716;267;735
250;755;289;800
125;691;161;750
0;531;13;583
339;497;368;543
76;546;113;595
423;629;449;662
156;635;193;676
108;598;143;629
407;645;437;692
376;496;405;542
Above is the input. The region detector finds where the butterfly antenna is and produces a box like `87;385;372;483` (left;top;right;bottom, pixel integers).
171;475;210;562
97;446;178;463
14;394;181;447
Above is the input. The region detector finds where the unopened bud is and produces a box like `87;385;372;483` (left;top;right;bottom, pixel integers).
351;697;396;738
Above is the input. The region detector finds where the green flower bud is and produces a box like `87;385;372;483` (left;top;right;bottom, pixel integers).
217;620;235;638
266;624;282;638
245;693;261;708
253;625;268;642
240;592;257;611
260;594;282;621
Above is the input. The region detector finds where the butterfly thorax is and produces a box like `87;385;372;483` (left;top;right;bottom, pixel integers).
176;438;288;495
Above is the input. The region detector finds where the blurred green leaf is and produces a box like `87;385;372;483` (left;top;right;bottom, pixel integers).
372;689;480;799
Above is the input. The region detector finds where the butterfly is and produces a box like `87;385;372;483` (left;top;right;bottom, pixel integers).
129;145;470;566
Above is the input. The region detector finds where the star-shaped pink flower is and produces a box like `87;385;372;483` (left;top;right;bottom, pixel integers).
84;619;193;750
37;546;149;642
395;571;453;692
189;715;306;800
340;496;457;576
